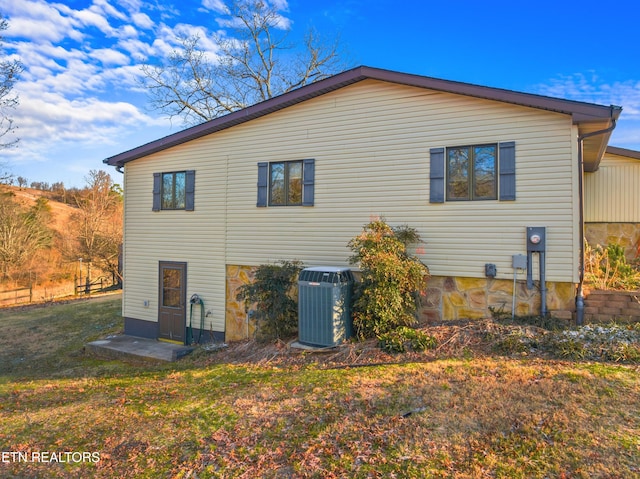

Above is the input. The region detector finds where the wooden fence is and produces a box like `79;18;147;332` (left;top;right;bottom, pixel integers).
0;276;118;307
0;286;33;306
75;276;115;295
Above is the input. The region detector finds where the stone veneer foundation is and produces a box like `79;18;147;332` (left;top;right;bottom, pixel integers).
225;265;257;341
585;223;640;262
225;265;577;341
419;276;576;324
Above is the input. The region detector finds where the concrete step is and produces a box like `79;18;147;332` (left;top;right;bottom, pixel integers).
86;335;194;362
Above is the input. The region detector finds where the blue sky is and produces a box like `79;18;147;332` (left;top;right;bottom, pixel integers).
1;0;639;188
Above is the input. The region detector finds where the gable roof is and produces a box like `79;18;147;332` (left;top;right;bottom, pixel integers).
606;146;640;161
104;65;621;169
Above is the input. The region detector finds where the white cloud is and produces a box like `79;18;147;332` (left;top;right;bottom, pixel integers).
5;92;166;163
130;12;154;29
202;0;228;14
270;0;289;12
116;24;139;39
93;0;128;23
213;0;292;30
0;0;310;184
90;47;131;66
0;0;84;43
117;38;155;60
536;73;640;119
535;73;640;150
100;64;146;90
115;0;144;11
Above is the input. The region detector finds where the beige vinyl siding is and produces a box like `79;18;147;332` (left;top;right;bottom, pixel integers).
122;79;580;329
223;80;577;282
584;152;640;222
122;150;227;332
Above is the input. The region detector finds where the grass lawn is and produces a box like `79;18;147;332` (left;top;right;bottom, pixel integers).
1;295;639;478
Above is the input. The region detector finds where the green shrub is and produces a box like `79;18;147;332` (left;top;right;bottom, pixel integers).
236;260;303;342
378;327;437;354
348;219;430;339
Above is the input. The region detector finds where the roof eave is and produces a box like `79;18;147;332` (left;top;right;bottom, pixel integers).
605;145;640;161
104;65;622;167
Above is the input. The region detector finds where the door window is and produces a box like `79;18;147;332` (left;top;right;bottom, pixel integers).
162;268;182;307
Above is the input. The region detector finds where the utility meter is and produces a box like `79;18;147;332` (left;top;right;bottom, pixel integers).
525;226;548;316
527;227;546;252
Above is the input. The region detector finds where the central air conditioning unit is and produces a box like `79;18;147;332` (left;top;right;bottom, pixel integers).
298;267;354;348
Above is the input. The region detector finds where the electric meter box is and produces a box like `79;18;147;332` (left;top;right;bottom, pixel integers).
527;226;546;252
298;267;354;348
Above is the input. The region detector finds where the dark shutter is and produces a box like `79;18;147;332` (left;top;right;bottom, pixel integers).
185;170;195;211
152;173;162;211
302;158;315;206
257;162;268;207
429;148;445;203
499;142;516;201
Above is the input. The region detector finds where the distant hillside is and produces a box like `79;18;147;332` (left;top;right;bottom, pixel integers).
3;186;79;235
1;176;122;295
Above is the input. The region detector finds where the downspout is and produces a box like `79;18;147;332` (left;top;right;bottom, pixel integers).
576;111;617;325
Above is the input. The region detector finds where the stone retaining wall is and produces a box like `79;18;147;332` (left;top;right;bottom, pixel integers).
584;289;640;322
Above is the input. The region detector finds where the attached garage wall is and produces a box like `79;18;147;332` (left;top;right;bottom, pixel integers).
584;151;640;261
585;152;640;222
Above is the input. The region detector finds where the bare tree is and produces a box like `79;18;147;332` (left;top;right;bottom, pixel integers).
0;164;11;184
71;170;123;284
141;0;346;125
0;194;52;280
0;14;23;148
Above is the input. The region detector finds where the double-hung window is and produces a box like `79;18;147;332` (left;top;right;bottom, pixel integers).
429;142;515;203
447;144;497;201
152;170;195;211
270;161;303;206
162;171;186;209
257;159;315;207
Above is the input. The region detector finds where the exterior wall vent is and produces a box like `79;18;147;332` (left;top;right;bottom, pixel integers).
298;267;354;348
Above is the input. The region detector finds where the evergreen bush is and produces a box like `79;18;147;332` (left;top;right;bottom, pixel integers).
236;260;303;341
348;219;430;339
